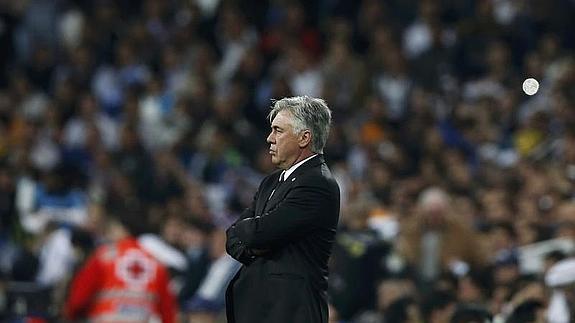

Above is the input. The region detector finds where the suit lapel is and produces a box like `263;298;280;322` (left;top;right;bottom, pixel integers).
256;170;283;215
264;179;291;212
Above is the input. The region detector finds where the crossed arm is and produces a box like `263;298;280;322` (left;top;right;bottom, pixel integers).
225;183;331;265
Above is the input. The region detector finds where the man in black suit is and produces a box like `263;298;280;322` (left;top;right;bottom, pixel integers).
225;96;340;323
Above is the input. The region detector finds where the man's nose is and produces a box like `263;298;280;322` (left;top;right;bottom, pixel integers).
267;132;274;144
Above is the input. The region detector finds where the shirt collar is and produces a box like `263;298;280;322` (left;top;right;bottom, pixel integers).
281;154;318;181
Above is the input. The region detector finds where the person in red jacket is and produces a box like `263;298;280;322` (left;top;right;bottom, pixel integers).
64;208;177;323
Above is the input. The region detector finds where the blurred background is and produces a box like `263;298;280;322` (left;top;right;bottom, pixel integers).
0;0;575;322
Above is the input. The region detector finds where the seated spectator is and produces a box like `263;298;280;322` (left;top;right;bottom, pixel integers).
177;217;212;307
184;228;240;322
398;187;487;285
329;199;391;319
18;164;88;234
15;163;90;287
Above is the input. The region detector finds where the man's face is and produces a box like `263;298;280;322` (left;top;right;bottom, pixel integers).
267;110;301;169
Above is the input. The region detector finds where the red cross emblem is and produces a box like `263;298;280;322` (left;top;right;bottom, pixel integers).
127;260;145;279
116;249;155;288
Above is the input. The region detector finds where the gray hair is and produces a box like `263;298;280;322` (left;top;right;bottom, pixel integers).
268;96;332;153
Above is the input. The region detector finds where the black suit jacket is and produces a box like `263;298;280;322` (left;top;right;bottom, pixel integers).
225;155;340;323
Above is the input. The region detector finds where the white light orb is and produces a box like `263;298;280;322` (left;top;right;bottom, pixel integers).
522;78;539;96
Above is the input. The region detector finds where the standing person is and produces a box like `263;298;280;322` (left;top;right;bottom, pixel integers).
64;208;177;323
225;96;341;323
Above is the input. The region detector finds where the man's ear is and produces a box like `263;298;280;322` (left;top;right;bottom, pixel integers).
298;130;312;148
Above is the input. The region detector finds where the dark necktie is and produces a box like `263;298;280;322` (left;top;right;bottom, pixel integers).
268;171;285;200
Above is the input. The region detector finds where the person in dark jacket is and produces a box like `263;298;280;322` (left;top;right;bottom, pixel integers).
225;96;340;323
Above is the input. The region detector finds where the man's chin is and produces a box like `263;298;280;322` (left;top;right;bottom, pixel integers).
270;156;281;167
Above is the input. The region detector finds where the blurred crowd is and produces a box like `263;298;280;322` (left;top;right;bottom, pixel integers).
0;0;575;322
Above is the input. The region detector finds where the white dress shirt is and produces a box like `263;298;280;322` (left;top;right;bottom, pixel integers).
280;154;319;182
269;154;318;200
